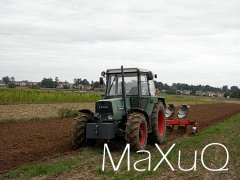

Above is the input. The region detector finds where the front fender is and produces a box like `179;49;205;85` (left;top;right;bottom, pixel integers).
78;109;94;118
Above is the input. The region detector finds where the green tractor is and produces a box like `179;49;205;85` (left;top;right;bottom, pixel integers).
72;66;166;150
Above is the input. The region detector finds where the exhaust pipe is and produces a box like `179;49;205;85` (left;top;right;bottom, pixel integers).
121;66;127;114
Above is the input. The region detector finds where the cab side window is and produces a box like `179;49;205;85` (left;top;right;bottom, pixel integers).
149;80;156;95
141;75;150;95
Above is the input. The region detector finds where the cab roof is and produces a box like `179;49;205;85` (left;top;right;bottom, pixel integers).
106;68;149;74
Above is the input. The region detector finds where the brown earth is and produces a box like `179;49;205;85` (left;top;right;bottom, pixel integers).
0;103;240;173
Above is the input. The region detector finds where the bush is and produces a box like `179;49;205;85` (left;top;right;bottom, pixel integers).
29;84;40;89
58;107;79;118
7;82;16;88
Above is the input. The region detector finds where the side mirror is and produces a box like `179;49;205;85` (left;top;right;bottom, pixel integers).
101;71;106;77
147;71;153;80
99;77;104;85
154;74;157;78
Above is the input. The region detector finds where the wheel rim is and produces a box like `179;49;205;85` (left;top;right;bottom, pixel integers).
139;122;146;145
158;110;164;136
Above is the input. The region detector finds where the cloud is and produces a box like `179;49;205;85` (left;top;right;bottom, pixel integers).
0;0;240;87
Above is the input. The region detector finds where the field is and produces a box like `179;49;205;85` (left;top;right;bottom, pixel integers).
0;88;227;123
0;103;240;179
0;89;240;179
0;103;95;123
0;88;226;105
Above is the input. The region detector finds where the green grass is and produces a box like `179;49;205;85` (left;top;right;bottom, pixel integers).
0;88;101;104
163;93;214;103
124;114;240;179
0;88;219;104
58;107;79;118
3;148;97;179
3;115;240;179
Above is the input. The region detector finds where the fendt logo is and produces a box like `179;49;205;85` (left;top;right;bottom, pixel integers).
98;106;109;109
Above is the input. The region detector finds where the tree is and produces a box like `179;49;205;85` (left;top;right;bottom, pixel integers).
74;78;82;85
154;81;164;89
55;77;59;82
2;76;10;84
230;86;238;92
91;81;100;88
222;85;228;92
10;77;15;82
40;78;56;88
81;79;89;85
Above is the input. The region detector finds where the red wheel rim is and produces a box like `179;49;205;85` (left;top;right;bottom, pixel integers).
158;110;164;136
139;122;146;145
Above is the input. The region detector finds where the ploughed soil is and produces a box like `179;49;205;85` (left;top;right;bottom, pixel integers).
0;103;240;172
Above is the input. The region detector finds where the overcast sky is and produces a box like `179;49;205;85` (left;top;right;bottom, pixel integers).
0;0;240;87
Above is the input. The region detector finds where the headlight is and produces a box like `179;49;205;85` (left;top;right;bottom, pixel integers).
108;115;113;120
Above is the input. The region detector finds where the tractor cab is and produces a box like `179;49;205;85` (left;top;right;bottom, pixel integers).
104;68;156;98
96;67;165;123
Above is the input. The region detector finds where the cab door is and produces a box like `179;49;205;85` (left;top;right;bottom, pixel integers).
140;74;155;116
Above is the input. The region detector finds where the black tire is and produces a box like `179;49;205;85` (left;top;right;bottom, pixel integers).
149;103;166;144
72;112;92;149
125;113;148;150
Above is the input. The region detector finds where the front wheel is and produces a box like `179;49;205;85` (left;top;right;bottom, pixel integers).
125;113;148;150
72;112;94;149
149;103;166;144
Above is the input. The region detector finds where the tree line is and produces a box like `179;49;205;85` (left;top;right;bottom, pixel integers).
1;76;100;89
39;77;100;89
1;76;239;98
154;81;240;98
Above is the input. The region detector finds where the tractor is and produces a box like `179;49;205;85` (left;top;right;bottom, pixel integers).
72;66;166;150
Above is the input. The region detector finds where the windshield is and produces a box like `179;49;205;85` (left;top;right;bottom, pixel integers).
107;73;138;96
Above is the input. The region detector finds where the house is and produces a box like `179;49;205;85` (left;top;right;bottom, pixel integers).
72;84;92;90
176;90;192;95
28;82;38;86
182;90;192;95
217;93;224;98
0;80;6;87
57;82;70;89
206;92;216;97
15;81;28;87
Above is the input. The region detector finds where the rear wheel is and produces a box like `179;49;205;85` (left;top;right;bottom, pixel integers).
149;103;166;144
125;113;148;150
72;112;94;149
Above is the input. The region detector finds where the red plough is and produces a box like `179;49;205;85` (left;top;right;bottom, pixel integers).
165;104;198;134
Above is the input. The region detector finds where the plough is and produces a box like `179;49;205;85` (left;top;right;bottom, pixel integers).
165;104;198;134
